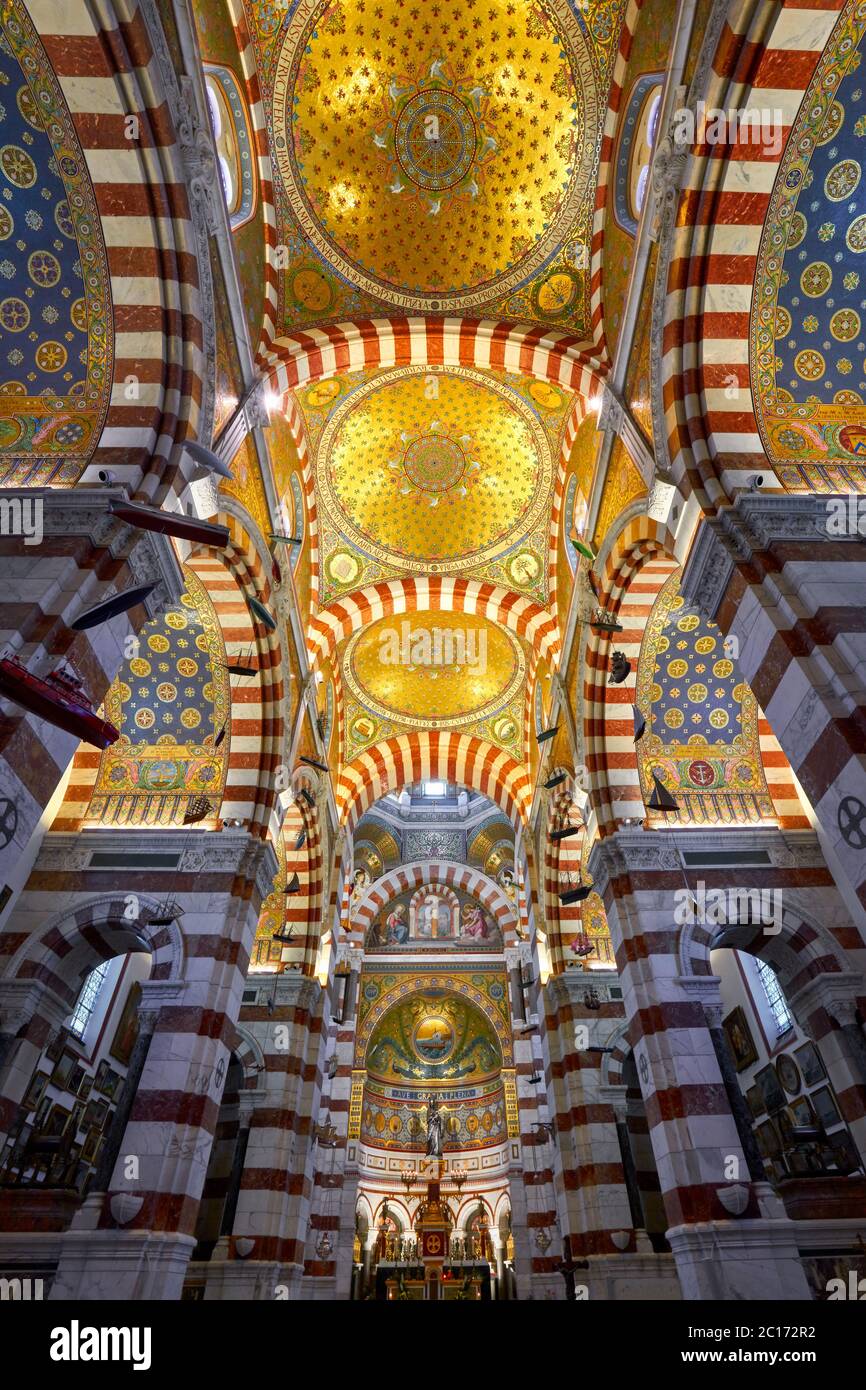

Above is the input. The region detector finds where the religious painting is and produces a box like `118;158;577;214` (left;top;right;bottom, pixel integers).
723;1007;758;1072
50;1052;78;1092
756;1118;782;1159
828;1129;862;1175
367;885;501;951
110;983;141;1066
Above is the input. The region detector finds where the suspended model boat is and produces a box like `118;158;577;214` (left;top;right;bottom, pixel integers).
284;873;300;895
544;770;568;790
109;499;230;549
0;656;119;749
550;824;581;842
70;583;157;632
559;882;591;905
248;597;277;632
297;788;315;809
185;439;234;480
299;754;329;773
647;772;679;813
536;725;559;744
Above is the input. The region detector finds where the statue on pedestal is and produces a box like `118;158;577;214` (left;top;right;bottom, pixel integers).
425;1094;443;1158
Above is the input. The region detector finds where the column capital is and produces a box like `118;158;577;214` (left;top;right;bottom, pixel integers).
788;971;864;1031
0;978;69;1035
679;492;850;620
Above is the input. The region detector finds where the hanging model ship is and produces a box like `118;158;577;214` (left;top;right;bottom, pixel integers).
0;655;119;749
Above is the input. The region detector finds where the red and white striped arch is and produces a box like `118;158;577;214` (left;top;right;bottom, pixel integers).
335;732;533;832
308;578;561;667
31;0;211;497
348;860;519;942
582;518;679;837
659;0;844;510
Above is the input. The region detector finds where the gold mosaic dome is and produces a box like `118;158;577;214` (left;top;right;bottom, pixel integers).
271;0;596;310
316;366;553;571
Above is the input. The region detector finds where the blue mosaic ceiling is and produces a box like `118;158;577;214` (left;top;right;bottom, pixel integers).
774;53;866;407
0;1;112;484
752;4;866;481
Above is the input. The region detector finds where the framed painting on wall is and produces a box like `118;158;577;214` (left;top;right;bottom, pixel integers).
775;1053;801;1097
793;1041;826;1087
811;1086;841;1130
110;982;141;1066
756;1119;782;1158
22;1071;48;1111
745;1084;765;1119
723;1006;758;1071
754;1064;786;1114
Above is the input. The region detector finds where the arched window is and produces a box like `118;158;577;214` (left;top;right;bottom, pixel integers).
614;74;664;236
67;960;112;1040
203;65;257;229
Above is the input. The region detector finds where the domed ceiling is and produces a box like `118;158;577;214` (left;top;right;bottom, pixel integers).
295;363;570;606
340;610;528;759
242;0;629;336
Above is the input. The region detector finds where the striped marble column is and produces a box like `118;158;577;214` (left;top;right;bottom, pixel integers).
46;830;276;1300
227;973;324;1296
680;494;866;919
540;972;635;1259
0;493;181;887
589;829;812;1301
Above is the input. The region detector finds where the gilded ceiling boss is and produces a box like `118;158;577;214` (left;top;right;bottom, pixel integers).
0;0;864;1334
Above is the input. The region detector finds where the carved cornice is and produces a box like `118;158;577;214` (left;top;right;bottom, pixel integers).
274;973;322;1012
680;493;856;616
0;980;69;1034
787;972;865;1030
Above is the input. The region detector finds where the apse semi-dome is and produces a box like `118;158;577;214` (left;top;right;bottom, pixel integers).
365;990;503;1086
271;0;598;312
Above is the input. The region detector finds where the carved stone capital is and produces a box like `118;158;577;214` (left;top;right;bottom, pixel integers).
788;972;864;1031
0;980;68;1035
